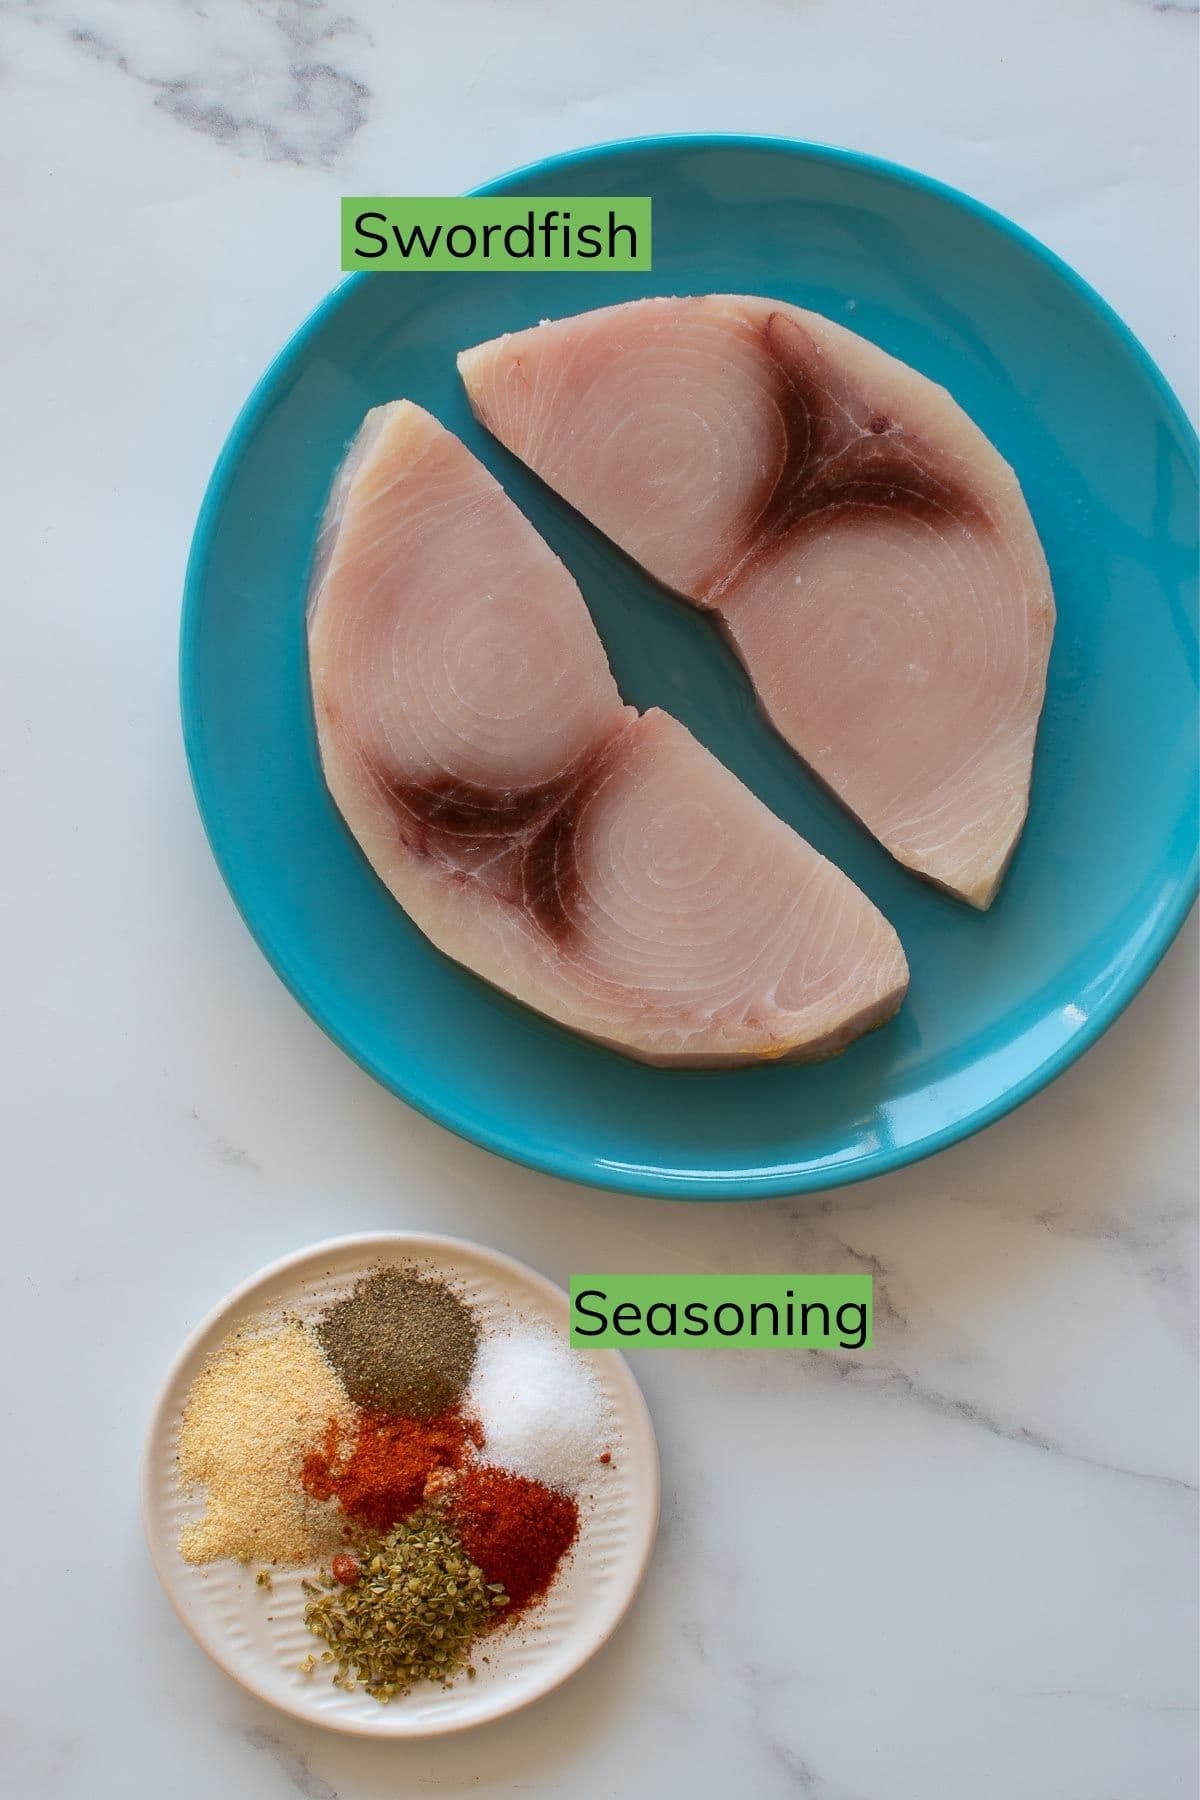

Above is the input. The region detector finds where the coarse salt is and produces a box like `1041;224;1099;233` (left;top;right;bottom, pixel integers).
468;1327;606;1494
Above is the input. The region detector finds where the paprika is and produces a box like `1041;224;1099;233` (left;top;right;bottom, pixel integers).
451;1464;579;1617
301;1409;479;1533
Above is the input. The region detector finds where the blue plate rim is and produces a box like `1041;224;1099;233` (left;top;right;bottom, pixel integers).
180;131;1199;1200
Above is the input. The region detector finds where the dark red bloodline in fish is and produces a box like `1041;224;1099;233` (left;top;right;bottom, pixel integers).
518;753;617;937
370;765;571;839
367;749;615;941
710;311;985;593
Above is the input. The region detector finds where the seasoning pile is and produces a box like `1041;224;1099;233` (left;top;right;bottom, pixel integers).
176;1265;610;1703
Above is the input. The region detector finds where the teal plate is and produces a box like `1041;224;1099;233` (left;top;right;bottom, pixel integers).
182;135;1198;1199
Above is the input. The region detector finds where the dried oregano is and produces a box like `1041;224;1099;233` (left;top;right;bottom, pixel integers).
302;1510;508;1700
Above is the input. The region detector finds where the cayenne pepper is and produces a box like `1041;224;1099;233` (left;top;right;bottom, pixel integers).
331;1552;361;1586
301;1410;480;1533
451;1464;579;1617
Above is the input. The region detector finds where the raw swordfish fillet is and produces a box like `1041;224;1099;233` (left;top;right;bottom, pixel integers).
307;401;908;1066
458;296;1055;909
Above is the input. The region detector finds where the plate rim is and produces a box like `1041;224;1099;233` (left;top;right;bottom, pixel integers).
140;1230;661;1737
180;131;1199;1200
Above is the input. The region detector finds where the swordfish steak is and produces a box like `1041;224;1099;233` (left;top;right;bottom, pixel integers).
307;401;908;1066
458;297;1055;908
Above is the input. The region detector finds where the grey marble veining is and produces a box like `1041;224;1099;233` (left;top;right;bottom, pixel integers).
241;1727;340;1799
6;0;370;164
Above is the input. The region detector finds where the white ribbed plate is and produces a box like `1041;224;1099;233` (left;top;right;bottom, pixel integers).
142;1233;659;1736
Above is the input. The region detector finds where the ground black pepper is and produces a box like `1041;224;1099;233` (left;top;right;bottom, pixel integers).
316;1267;479;1418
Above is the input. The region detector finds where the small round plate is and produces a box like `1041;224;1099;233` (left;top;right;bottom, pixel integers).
141;1233;659;1737
181;134;1198;1198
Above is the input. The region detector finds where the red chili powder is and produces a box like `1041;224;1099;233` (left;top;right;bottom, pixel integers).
301;1410;478;1532
452;1464;579;1617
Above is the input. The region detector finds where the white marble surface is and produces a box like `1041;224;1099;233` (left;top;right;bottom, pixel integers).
2;1;1197;1795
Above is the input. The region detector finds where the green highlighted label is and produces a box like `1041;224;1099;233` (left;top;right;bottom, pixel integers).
341;196;652;272
569;1275;872;1350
